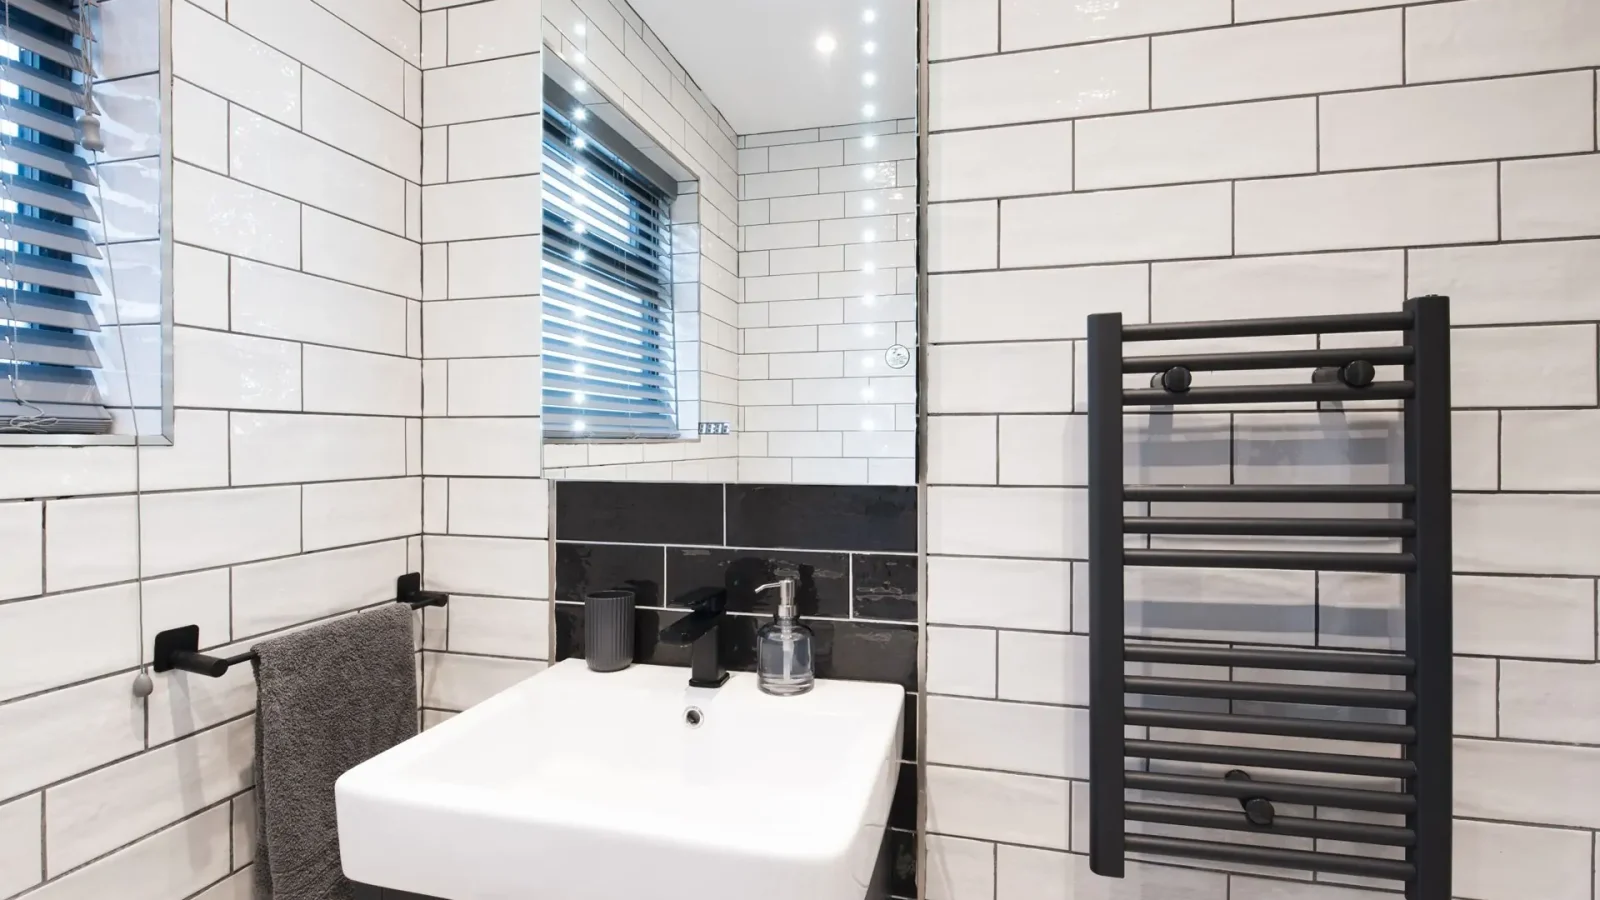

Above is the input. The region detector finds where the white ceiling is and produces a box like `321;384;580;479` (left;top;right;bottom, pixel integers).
625;0;917;135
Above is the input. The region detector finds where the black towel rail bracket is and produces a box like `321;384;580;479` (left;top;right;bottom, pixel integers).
151;573;448;678
1087;297;1452;900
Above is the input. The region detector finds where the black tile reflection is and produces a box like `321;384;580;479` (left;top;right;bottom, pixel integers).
726;485;916;552
555;481;723;545
811;620;918;690
666;547;850;617
555;604;760;673
889;762;916;831
883;829;917;899
853;554;918;621
555;543;663;607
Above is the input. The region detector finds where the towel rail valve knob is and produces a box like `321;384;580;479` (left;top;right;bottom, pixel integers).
1151;366;1192;394
1312;360;1376;389
1224;769;1276;827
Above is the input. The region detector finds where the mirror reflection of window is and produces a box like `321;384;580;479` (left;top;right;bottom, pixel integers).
540;0;919;486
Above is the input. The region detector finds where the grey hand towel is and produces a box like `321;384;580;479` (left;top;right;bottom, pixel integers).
253;604;417;900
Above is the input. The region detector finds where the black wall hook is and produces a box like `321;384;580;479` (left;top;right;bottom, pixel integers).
152;573;447;678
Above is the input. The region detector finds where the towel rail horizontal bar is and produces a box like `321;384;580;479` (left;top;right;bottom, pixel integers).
1123;644;1415;675
1122;346;1414;374
1123;835;1415;881
1126;548;1416;573
1124;802;1416;847
1124;381;1414;407
1124;739;1415;778
1125;771;1414;814
152;573;448;678
1124;517;1414;538
1121;311;1414;343
1124;676;1415;709
1124;485;1413;504
1124;708;1416;743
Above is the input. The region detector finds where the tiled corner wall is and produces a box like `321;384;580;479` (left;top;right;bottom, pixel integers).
548;480;919;899
925;1;1600;898
537;0;745;481
416;0;549;724
0;0;427;897
737;122;920;486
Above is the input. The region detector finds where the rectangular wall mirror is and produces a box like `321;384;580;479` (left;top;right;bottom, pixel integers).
539;0;919;486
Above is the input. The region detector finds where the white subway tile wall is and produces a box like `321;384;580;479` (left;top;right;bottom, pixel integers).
536;0;742;481
416;0;556;766
0;0;427;895
737;121;918;483
928;2;1600;899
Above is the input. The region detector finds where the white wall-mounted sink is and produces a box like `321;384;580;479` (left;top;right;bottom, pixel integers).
336;659;905;900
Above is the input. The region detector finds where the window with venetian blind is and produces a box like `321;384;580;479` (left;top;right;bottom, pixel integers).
0;0;115;435
540;78;680;440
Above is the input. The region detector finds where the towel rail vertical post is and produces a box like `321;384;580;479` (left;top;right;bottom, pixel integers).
1087;312;1125;877
1405;295;1452;900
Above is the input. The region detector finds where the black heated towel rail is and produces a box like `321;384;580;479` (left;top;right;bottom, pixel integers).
1087;296;1451;900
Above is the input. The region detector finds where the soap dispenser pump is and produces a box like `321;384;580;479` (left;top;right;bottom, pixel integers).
755;579;814;696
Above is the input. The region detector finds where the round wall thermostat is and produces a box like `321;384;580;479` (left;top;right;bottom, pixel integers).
885;344;910;369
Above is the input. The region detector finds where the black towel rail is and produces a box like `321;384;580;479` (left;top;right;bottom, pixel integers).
151;573;448;678
1088;296;1452;900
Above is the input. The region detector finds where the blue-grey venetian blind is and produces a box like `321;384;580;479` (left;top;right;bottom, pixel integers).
0;0;111;433
540;98;677;439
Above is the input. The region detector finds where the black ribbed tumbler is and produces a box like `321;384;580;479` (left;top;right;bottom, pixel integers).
584;589;635;672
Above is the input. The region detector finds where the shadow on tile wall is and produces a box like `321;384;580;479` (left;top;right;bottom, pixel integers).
552;481;919;899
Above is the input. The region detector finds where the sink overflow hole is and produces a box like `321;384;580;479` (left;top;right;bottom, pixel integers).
684;707;704;728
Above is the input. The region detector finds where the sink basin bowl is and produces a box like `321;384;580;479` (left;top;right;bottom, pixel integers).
337;659;906;900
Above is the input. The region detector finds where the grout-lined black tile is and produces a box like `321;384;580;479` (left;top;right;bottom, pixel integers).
666;546;851;616
555;542;664;607
725;484;916;552
555;481;723;545
852;553;919;621
811;619;918;690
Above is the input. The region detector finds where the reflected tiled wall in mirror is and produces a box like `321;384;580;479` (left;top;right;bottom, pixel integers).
538;0;919;485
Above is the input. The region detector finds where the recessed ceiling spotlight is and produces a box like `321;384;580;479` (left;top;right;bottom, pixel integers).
573;250;588;263
863;9;877;23
574;22;586;36
573;108;588;121
572;51;586;64
572;79;588;93
574;420;587;432
815;34;837;54
862;72;877;86
573;136;588;150
862;135;878;149
573;392;587;403
863;40;878;54
862;102;877;117
574;222;588;234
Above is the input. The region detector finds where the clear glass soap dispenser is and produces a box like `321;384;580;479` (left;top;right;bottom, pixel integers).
755;579;814;696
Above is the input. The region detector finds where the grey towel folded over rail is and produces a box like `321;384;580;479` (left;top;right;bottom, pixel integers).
253;604;417;900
